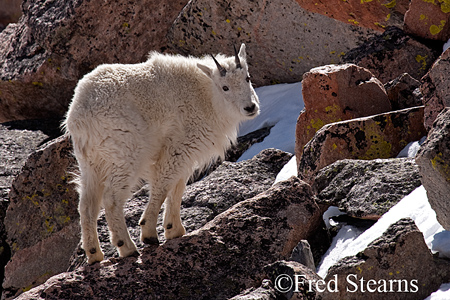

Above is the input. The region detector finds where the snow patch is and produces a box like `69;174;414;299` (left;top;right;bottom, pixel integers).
238;82;304;161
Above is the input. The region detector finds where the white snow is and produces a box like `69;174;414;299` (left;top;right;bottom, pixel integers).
273;155;298;185
236;81;450;299
396;136;427;158
317;186;446;278
444;38;450;53
237;82;304;161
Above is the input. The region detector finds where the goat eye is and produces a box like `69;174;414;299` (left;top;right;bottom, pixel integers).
246;76;250;82
222;86;229;91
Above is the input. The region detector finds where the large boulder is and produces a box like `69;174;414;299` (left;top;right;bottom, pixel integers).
313;158;422;219
167;0;376;87
0;0;188;122
183;148;293;218
68;148;293;269
416;108;450;231
17;177;323;300
404;0;450;41
295;0;409;32
295;63;391;164
322;218;450;300
421;48;450;131
298;106;426;182
342;26;439;83
3;136;79;299
0;119;57;297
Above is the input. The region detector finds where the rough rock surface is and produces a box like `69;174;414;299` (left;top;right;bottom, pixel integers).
404;0;450;41
298;106;426;182
167;0;376;87
17;177;323;300
264;260;323;300
289;240;316;271
384;73;422;110
295;0;409;32
416;108;450;231
295;63;391;164
228;281;277;300
0;0;22;31
0;119;59;297
313;158;422;219
0;0;188;122
421;47;450;131
68;148;293;269
3;136;79;298
323;218;450;300
343;27;439;83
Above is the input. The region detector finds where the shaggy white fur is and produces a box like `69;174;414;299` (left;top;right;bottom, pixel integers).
63;44;260;264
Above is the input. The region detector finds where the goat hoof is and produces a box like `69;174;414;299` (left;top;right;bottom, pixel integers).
143;237;159;245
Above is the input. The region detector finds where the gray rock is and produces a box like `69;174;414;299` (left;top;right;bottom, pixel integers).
68;148;293;269
17;177;323;300
290;240;316;271
313;158;422;219
228;281;277;300
0;119;60;297
167;0;376;86
421;48;450;131
183;149;293;218
384;73;422;111
416;108;450;230
3;136;79;299
343;26;439;83
322;218;450;300
264;260;323;300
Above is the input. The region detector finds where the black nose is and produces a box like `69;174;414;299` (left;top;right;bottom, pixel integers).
244;104;256;113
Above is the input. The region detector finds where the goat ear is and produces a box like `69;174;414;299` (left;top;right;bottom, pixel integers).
197;63;213;78
238;43;246;59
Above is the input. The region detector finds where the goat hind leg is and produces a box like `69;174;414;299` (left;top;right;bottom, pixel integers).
103;181;138;258
78;178;104;264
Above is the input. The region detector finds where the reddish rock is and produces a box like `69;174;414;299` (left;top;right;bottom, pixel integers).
295;0;409;32
298;106;426;183
343;27;439;83
167;0;377;87
416;108;450;231
322;218;450;300
3;136;79;298
421;48;450;131
404;0;450;41
16;177;324;300
295;64;391;165
0;0;188;122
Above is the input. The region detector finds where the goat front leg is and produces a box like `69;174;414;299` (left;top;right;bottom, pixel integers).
163;179;186;240
139;185;168;245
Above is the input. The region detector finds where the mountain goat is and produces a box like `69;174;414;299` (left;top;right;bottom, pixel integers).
64;44;260;264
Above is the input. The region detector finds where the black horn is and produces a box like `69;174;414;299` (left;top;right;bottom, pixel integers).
234;45;242;69
210;54;227;77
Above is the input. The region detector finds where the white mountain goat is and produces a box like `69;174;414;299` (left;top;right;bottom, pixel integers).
63;44;260;264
